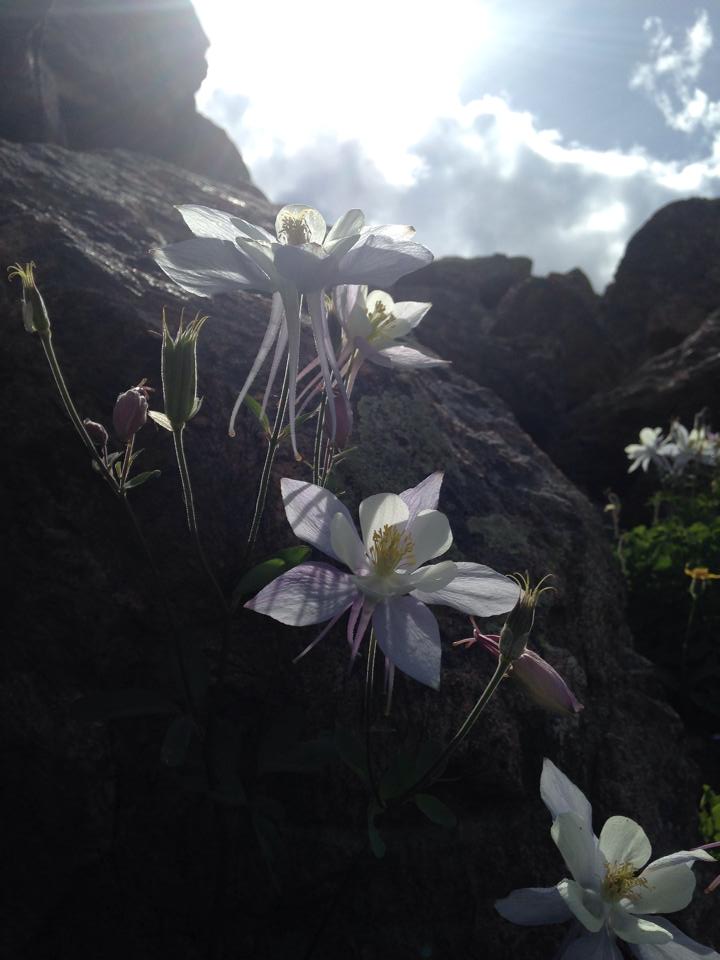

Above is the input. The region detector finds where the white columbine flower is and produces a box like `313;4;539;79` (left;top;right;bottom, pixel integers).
496;758;718;960
661;421;717;474
625;428;669;474
152;204;433;454
245;472;519;691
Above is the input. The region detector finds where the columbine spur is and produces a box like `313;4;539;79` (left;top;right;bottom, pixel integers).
496;759;718;959
245;472;519;691
152;204;433;455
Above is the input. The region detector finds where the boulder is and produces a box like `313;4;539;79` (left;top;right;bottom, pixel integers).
1;137;717;958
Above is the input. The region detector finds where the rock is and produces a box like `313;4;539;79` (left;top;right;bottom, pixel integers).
602;197;720;364
0;0;250;186
1;137;717;958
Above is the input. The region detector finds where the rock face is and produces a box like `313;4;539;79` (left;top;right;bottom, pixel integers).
2;137;717;959
0;0;250;186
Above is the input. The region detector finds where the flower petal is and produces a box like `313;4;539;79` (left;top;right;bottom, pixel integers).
399;472;444;523
552;812;603;888
372;595;441;689
599;817;652;871
540;758;594;831
373;344;450;368
382;299;432;337
330;512;367;573
557;879;606;932
272;243;331;292
411;561;520;615
276;204;327;245
358;493;409;549
245;562;356;626
405;509;453;567
177;205;274;244
629;863;696;915
228;291;284;437
366;289;396;315
627;918;720;959
494;886;572;926
336;234;434;287
512;648;585;715
609;906;672;945
405;560;457;593
562;928;623;960
281;478;355;561
641;849;717;869
152;238;274;296
325;210;365;251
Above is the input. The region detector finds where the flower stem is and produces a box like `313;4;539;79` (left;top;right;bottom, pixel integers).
364;630;382;806
395;655;512;804
246;355;291;554
172;426;229;616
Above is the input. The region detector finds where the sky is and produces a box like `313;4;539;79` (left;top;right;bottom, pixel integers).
192;1;720;292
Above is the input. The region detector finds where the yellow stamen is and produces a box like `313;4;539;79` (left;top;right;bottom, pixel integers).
368;524;415;576
279;213;311;246
367;300;395;341
602;861;648;902
7;261;37;288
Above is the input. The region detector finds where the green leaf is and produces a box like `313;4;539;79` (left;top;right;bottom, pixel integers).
148;410;173;431
124;469;161;490
230;545;311;610
275;545;311;567
69;689;180;722
367;800;386;859
414;793;458;828
161;714;196;767
243;395;271;435
380;746;417;801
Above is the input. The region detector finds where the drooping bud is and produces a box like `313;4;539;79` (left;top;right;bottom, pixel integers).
83;419;109;446
323;388;353;449
7;262;51;335
161;310;207;431
498;573;553;661
113;384;149;442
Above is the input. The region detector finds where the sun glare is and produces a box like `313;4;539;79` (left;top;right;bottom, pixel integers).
193;0;495;183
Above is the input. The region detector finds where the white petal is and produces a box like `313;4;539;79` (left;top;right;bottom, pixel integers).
642;850;717;869
333;284;365;329
609;906;672;944
599;817;652;871
358;493;409;549
336;235;434;287
406;509;453;567
325;209;365;251
366;289;396;315
374;345;450;368
272;243;331;292
628;919;720;959
399;472;444;522
494;886;572;926
540;758;594;831
276;204;327;245
330;512;367;573
629;863;696;914
177;205;275;244
381;300;432;338
152;238;273;296
245;562;356;626
552;812;604;888
372;596;441;689
557;879;606;933
405;561;457;593
281;478;355;561
411;561;520;615
562;928;623;960
364;223;416;240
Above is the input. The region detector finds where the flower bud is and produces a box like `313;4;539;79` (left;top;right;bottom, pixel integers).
83;419;109;446
323;388;353;449
7;262;51;335
113;385;149;442
498;573;552;661
161;311;207;431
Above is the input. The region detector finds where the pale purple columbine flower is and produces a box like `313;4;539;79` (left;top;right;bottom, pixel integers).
245;472;519;690
152;204;433;455
625;427;670;475
496;759;718;960
456;627;583;715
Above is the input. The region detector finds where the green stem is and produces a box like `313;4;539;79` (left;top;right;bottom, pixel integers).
364;630;381;806
394;655;512;805
172;426;229;616
246;356;291;554
118;436;134;493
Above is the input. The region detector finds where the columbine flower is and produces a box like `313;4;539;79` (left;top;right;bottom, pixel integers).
496;759;718;960
113;384;150;442
7;262;51;334
625;428;670;475
245;472;519;690
159;311;207;432
152;204;433;454
661;420;717;473
456;626;583;716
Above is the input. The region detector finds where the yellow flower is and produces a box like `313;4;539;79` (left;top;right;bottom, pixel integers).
684;565;720;582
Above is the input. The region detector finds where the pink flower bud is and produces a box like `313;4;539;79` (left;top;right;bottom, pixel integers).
323;389;353;449
83;419;109;446
113;386;149;442
459;630;584;716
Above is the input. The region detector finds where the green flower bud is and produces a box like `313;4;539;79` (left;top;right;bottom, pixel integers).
7;262;51;335
498;573;553;661
161;310;207;431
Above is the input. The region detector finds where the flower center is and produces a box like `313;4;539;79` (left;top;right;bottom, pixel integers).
368;524;415;576
278;213;312;246
367;301;395;341
602;862;648;902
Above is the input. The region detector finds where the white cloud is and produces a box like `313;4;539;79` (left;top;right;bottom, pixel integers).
630;10;720;136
